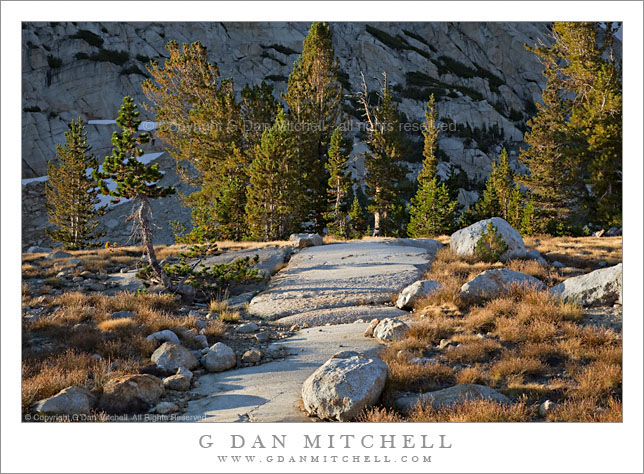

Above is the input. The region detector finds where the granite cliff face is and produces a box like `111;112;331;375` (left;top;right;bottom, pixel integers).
22;21;553;246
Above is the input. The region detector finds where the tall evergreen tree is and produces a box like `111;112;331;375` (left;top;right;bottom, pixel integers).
241;81;279;153
476;148;515;221
521;22;621;231
142;41;246;241
359;77;406;236
94;97;177;291
283;22;343;232
408;96;457;237
245;108;301;241
324;127;353;238
45;119;106;249
347;194;368;239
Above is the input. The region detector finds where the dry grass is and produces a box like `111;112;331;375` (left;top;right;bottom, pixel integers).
357;407;404;422
219;310;241;323
456;367;490;385
444;339;503;364
546;396;622;422
209;299;228;313
407;399;533;422
489;356;547;381
524;235;622;271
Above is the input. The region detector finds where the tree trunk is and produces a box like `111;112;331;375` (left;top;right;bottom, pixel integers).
137;196;172;289
373;210;381;237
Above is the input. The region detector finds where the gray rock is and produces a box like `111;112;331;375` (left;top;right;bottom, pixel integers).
363;318;380;338
372;318;410;342
155;401;179;415
163;368;192;391
151;342;199;372
46;250;73;260
409;357;440;365
450;217;526;262
604;227;622;237
539;399;558;417
193;334;209;349
235;322;260;334
146;329;180;345
289;233;323;248
460;269;545;303
26;246;51;253
395;384;510;413
254;331;271;343
242;349;263;364
550;264;622;307
32;386;96;415
275;305;408;328
201;342;236;373
99;374;164;414
526;249;548;266
110;310;136;320
301;351;388;421
396;280;443;309
552;261;565;268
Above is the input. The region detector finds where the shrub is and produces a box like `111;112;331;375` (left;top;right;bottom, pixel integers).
70;29;104;48
90;49;129;66
47;55;62;68
475;222;508;262
74;52;89;60
136;54;151;63
23;106;42;113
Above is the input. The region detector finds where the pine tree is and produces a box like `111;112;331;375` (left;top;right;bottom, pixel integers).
359;77;406;236
94;97;177;292
283;22;343;232
142;41;247;241
347;194;368;239
408;96;457;237
521;22;621;231
245;108;301;241
476;148;515;221
45;119;106;249
241;81;279;152
520;193;537;235
324;127;353;238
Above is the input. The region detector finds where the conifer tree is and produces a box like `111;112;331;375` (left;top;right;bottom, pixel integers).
241;81;279;152
142;41;246;241
359;76;406;236
408;96;457;237
283;22;343;232
94;97;177;291
476;148;515;222
324;127;353;238
347;194;368;239
245;108;300;241
45;119;106;249
521;22;621;231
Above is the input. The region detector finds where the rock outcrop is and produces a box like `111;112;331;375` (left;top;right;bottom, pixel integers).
460;268;545;302
301;351;388;421
32;386;96;415
394;383;510;413
550;263;622;307
450;217;526;262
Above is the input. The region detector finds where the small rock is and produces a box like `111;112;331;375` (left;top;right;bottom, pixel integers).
289;233;323;249
26;246;52;253
372;318;410;342
409;357;440;365
396;280;443;310
155;401;179;415
205;312;217;320
539;400;558;417
195;320;208;329
32;386;96;415
46;250;73;260
363;318;380;338
526;249;548;266
99;374;164;414
235;322;259;334
242;349;262;364
460;269;546;303
151;342;199;373
201;342;236;373
146;329;180;345
396;349;414;360
193;334;209;348
67;258;82;266
289;324;300;332
552;261;565;268
163;373;191;392
254;331;271;343
438;339;452;350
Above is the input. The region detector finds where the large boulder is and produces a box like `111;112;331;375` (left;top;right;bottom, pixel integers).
372;318;410;342
301;351;388;421
396;280;443;309
32;386;96;415
394;384;510;413
99;374;164;414
151;342;198;373
289;233;323;249
201;342;236;372
550;264;622;307
450;217;526;262
460;269;545;303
